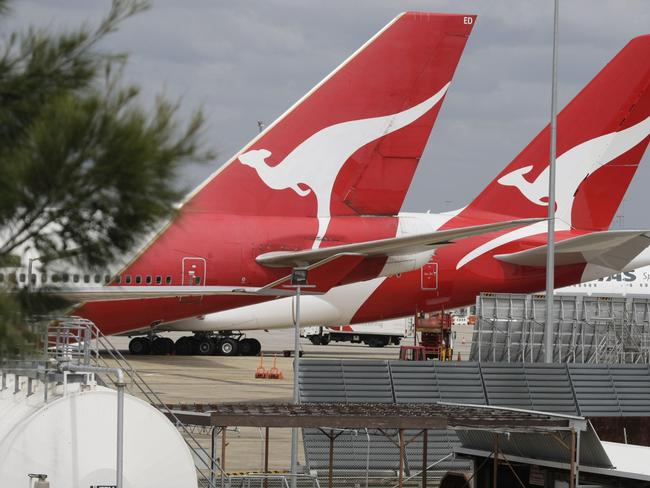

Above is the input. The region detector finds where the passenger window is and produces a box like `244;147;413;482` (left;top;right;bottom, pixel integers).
155;275;162;285
84;274;90;283
52;274;60;283
94;274;101;283
104;275;111;284
30;274;36;284
115;275;121;284
195;276;201;285
19;273;26;283
41;273;47;284
9;273;17;284
145;275;152;285
0;273;4;282
166;275;172;285
73;274;80;283
125;275;132;285
135;275;142;285
62;273;69;283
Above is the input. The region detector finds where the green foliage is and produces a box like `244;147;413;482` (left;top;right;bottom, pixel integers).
0;0;214;356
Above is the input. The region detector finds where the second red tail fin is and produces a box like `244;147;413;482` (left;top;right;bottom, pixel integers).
457;35;650;231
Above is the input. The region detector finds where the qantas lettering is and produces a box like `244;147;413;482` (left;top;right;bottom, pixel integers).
238;82;450;249
598;271;636;282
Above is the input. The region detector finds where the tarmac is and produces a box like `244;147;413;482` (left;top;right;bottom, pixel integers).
103;326;474;472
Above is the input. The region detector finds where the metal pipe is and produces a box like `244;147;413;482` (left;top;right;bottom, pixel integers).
60;363;125;488
328;430;334;488
264;427;270;488
575;428;581;488
422;429;428;488
493;434;498;488
365;428;370;488
290;285;301;488
221;427;227;488
544;0;560;363
569;429;576;488
399;428;405;488
211;427;218;488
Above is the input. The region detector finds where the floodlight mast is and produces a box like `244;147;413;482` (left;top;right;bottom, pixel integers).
288;267;310;488
545;0;560;363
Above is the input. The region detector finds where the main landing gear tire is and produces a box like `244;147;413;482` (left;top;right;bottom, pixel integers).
175;337;194;355
196;338;216;356
239;338;261;356
216;338;239;356
129;337;150;355
151;337;174;355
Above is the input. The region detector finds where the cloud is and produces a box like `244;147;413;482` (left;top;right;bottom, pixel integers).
5;0;649;227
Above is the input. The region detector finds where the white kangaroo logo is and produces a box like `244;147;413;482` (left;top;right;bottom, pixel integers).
497;115;650;226
457;115;650;269
239;82;450;249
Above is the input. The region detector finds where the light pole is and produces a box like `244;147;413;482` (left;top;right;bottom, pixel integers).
286;267;312;488
545;0;560;363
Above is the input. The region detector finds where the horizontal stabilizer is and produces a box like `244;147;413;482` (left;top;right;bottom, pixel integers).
257;218;544;268
494;230;650;268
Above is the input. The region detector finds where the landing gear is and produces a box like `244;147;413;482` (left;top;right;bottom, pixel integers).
129;337;151;355
195;338;216;356
216;338;238;356
174;336;194;355
238;338;261;356
129;331;262;356
151;337;174;355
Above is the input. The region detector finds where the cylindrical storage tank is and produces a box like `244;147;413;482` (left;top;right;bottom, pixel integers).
0;377;197;488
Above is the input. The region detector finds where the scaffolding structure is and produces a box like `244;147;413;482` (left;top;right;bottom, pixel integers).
470;293;650;364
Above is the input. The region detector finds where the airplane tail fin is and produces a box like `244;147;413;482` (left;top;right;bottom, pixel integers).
184;12;475;225
456;35;650;231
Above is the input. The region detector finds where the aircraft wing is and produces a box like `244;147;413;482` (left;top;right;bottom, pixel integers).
53;285;301;302
256;218;544;268
494;230;650;268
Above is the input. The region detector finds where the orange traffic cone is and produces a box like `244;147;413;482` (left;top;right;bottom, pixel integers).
255;353;269;379
268;355;284;380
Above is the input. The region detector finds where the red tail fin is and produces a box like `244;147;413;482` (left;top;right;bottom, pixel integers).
184;12;475;228
459;35;650;230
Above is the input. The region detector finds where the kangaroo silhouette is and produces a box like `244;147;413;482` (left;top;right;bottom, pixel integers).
238;82;450;249
456;115;650;269
497;115;650;226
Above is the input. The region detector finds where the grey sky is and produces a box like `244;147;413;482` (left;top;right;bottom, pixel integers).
5;0;650;228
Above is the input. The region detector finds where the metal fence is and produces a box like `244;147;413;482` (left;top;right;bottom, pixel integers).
470;293;650;363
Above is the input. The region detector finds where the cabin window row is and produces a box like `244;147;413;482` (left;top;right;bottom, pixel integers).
0;273;201;286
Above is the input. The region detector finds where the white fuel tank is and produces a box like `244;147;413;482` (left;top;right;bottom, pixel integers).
0;375;197;488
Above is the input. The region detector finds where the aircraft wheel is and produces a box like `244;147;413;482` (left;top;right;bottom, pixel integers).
309;336;321;345
195;338;216;356
174;337;194;355
240;338;261;356
217;338;239;356
129;337;150;355
151;337;174;355
319;335;331;346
